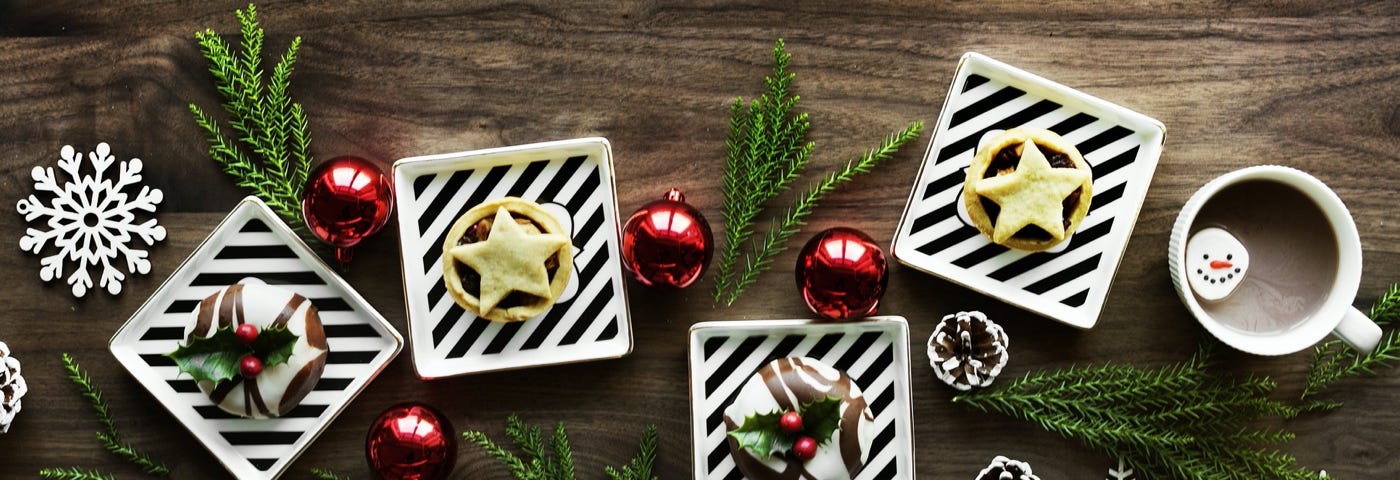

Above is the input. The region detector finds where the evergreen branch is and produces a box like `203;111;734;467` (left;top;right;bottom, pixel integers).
37;467;118;480
714;39;810;303
465;416;659;480
190;3;317;246
465;414;566;480
290;102;314;196
462;429;533;479
1303;283;1400;398
605;424;659;480
552;422;575;480
59;354;170;476
310;468;351;480
97;432;169;476
953;348;1326;480
723;121;922;305
62;353;118;441
1370;283;1400;326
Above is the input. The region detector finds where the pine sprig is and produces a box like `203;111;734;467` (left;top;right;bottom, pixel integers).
605;424;659;480
189;3;314;240
714;39;812;304
953;348;1326;480
1303;283;1400;399
463;415;659;480
722;121;922;305
41;354;170;478
310;468;351;480
37;467;117;480
713;38;922;306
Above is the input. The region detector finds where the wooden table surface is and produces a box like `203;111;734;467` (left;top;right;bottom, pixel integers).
2;1;1398;478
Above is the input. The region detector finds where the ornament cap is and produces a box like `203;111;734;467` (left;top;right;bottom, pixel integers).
664;187;685;203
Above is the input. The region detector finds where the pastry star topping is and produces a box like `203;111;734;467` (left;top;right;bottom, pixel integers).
974;140;1092;243
449;207;570;316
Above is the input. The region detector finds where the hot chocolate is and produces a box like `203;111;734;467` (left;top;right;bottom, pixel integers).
1190;180;1339;334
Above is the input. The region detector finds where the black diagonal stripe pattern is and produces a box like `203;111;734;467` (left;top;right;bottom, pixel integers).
131;215;395;478
697;329;906;479
935;99;1061;164
406;153;623;367
903;71;1150;315
962;73;990;92
948;85;1025;128
416;170;473;234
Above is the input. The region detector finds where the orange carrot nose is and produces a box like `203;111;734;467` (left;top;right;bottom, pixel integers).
1210;260;1232;269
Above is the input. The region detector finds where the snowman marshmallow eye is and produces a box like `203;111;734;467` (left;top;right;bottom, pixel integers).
1184;228;1250;302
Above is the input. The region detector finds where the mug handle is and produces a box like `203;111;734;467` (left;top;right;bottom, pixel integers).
1333;307;1382;353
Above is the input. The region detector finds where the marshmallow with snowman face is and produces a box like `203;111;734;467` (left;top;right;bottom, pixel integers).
1185;227;1249;301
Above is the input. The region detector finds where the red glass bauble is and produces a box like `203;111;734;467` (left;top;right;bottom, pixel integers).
365;403;457;480
302;156;394;266
795;227;888;321
620;188;713;289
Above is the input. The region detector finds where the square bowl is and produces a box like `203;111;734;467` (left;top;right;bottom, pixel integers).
688;317;915;479
891;52;1166;329
108;196;404;480
392;137;632;378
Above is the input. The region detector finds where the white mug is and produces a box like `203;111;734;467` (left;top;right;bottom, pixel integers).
1168;166;1381;356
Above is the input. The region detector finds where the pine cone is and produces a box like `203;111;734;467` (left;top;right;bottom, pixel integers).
927;311;1009;391
0;341;25;434
974;456;1039;480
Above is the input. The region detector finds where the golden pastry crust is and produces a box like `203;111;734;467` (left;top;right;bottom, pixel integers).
963;128;1093;252
441;197;573;322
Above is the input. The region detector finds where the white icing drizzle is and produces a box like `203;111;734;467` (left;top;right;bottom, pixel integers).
180;278;328;419
723;357;875;480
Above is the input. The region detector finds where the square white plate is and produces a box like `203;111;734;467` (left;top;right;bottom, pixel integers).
688;317;915;480
393;137;632;378
108;196;403;480
892;52;1166;329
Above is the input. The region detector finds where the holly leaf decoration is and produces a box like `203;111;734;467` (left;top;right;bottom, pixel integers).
165;326;244;384
728;395;844;458
165;324;301;383
249;324;298;368
728;410;789;458
800;396;842;446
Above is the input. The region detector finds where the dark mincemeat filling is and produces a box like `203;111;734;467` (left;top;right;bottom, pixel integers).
981;143;1083;241
456;214;560;309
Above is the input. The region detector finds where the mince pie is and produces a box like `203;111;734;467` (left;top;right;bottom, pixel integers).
963;128;1093;252
442;197;572;322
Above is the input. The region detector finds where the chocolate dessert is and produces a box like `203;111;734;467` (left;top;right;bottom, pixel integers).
723;357;875;480
180;279;328;419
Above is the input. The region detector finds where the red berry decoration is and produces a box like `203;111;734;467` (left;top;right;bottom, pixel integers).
238;354;263;378
302;155;395;267
366;403;457;480
795;227;888;321
620;188;714;289
779;411;804;434
792;435;818;461
234;323;259;345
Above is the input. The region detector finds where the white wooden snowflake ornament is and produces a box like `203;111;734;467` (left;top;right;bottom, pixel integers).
16;143;165;297
1106;458;1136;480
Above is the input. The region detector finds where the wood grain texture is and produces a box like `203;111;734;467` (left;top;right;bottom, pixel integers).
1;0;1397;478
